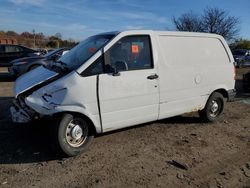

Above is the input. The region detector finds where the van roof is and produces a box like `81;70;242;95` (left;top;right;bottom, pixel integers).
128;30;221;38
99;30;223;40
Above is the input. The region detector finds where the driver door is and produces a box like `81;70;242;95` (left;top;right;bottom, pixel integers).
99;35;159;132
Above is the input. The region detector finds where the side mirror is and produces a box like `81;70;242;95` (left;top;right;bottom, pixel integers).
112;67;120;76
105;64;120;76
104;64;120;76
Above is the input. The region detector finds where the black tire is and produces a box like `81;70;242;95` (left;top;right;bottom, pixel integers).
55;113;94;157
199;92;225;122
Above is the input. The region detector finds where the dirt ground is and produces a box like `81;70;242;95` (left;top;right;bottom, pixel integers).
0;67;250;188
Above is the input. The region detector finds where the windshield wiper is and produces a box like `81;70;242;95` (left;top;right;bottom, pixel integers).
48;60;69;73
56;60;69;72
56;60;67;66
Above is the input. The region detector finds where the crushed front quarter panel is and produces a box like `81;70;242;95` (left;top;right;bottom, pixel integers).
24;71;102;133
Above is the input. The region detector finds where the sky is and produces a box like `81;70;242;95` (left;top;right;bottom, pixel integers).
0;0;249;41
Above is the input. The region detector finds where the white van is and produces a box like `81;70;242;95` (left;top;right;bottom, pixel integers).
10;30;235;156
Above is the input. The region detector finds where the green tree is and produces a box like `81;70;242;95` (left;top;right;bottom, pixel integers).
230;39;250;50
0;30;5;37
5;30;18;37
46;40;58;48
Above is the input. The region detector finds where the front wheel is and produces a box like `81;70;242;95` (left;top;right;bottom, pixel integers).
199;92;225;122
56;114;94;156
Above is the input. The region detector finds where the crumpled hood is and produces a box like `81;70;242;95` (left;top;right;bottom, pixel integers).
14;66;59;97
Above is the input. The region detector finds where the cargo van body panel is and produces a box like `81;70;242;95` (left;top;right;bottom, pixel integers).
155;34;234;119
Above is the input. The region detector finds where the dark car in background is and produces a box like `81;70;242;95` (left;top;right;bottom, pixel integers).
0;44;40;67
232;49;250;68
9;47;69;77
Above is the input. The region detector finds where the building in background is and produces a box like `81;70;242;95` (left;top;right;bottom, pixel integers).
0;38;17;45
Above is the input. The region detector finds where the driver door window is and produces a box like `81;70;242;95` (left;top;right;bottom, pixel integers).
105;35;153;72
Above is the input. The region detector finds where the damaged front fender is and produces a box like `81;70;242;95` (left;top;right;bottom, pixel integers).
25;87;68;114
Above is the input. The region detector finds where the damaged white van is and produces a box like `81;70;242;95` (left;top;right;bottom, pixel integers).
11;30;235;156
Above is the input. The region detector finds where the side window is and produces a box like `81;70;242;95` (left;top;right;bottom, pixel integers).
16;46;23;52
81;56;104;77
5;45;21;53
105;35;153;72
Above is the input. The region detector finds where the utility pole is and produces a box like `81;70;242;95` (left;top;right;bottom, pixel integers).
32;29;36;48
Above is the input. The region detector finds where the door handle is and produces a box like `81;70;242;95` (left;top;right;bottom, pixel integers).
147;74;159;80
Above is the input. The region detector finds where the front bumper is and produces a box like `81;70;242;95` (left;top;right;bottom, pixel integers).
10;106;31;123
10;98;37;123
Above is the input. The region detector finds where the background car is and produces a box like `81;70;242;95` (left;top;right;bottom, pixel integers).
243;71;250;92
0;44;40;67
9;47;69;77
232;49;250;68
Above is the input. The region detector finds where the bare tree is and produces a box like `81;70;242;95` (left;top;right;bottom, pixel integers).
202;7;240;41
172;7;240;41
173;12;203;32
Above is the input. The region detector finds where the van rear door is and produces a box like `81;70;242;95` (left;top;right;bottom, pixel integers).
99;35;159;131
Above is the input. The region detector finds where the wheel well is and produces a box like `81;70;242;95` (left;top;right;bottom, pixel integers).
53;112;97;135
213;89;228;99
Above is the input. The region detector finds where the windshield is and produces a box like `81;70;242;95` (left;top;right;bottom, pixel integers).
233;50;247;56
58;34;115;70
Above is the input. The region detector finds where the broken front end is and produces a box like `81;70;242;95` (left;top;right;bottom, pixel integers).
10;66;60;123
10;97;38;123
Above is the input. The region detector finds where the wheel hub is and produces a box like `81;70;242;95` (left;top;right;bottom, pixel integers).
71;125;83;140
65;119;87;148
211;100;219;113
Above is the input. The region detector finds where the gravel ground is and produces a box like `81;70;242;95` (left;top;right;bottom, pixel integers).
0;67;249;188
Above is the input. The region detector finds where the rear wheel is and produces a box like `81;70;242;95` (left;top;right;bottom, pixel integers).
55;114;94;157
199;92;225;122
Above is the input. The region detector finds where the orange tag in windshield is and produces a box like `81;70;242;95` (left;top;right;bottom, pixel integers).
131;45;139;54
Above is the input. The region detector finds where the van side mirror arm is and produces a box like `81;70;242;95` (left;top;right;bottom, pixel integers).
112;67;120;76
103;63;120;76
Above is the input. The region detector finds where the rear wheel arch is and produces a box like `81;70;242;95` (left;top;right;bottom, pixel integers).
212;89;228;100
